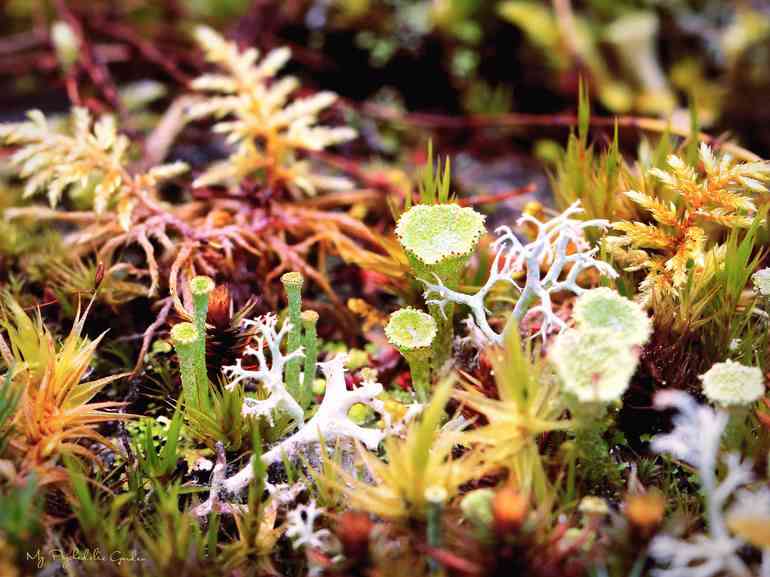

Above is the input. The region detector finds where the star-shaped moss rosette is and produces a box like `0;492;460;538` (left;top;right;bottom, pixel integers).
395;204;486;367
572;287;651;347
385;307;437;401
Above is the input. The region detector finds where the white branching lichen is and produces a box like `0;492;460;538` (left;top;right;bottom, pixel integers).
649;390;761;577
193;351;387;513
699;360;765;408
422;201;617;344
285;500;334;550
223;313;305;427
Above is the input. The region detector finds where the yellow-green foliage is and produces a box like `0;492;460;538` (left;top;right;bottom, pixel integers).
189;26;357;197
608;143;770;300
0;107;187;228
330;379;488;520
456;326;570;501
0;295;128;487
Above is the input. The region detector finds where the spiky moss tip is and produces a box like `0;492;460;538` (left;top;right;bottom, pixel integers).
385;307;437;352
550;327;637;404
572;287;651;346
281;271;304;289
301;310;319;325
190;275;215;296
699;359;765;407
171;322;198;346
395;204;486;267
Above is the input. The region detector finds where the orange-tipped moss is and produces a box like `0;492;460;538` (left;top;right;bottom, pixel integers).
0;294;128;487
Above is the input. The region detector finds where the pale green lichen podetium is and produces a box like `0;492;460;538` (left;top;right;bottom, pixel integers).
425;485;447;573
190;275;215;402
300;310;319;408
385;308;437;401
281;272;304;399
171;322;201;410
395;204;486;369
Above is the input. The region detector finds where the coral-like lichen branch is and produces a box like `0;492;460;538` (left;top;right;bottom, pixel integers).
422;201;616;344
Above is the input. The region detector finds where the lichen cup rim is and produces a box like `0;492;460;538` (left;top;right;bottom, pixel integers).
385;307;437;352
395;204;486;267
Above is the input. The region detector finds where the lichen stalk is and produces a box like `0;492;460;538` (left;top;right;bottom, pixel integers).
300;310;319;408
190;275;215;407
395;204;486;369
171;322;201;410
281;272;304;399
385;308;437;402
425;485;447;573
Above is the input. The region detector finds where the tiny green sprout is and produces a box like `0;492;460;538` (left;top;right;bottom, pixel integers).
385;308;437;402
572;287;651;346
312;378;326;397
700;360;765;408
752;268;770;297
396;204;486;367
300;309;319;408
171;322;201;410
460;488;495;530
281;271;304;398
550;327;637;404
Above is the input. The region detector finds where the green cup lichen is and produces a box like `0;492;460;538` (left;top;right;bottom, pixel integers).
171;322;201;410
300;309;319;408
190;275;215;395
385;307;437;401
572;287;651;347
395;204;486;367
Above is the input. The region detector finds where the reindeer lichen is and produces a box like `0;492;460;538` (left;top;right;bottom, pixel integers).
423;200;616;344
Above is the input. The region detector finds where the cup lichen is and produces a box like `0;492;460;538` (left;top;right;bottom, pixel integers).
572;287;651;346
395;204;486;367
385;307;437;401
